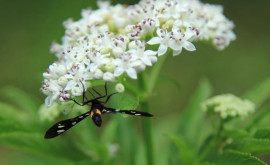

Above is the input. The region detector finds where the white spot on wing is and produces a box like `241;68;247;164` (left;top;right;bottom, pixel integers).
116;109;120;112
57;129;65;133
58;125;65;128
135;114;141;116
72;122;76;125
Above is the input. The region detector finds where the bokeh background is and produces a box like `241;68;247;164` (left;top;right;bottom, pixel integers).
1;0;270;164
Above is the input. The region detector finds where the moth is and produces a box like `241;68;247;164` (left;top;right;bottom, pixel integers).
44;83;153;139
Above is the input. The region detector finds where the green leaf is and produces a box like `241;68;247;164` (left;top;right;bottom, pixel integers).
214;150;266;165
222;130;249;139
101;118;118;143
4;151;72;165
0;121;32;133
0;86;40;114
254;128;270;139
115;115;138;165
177;78;212;145
74;159;101;165
112;93;139;110
246;106;270;131
167;133;194;165
0;132;87;161
0;102;34;125
157;75;181;90
243;77;270;107
226;138;270;155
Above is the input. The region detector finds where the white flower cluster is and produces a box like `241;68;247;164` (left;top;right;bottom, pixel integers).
41;0;235;106
201;94;255;119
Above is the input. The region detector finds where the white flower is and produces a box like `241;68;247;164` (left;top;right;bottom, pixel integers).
147;28;172;56
65;63;92;93
112;36;129;50
43;63;67;80
169;27;196;56
201;94;255;119
95;32;112;50
125;24;145;40
41;80;69;107
42;0;236;105
88;50;110;72
129;40;157;66
114;52;140;79
141;18;156;33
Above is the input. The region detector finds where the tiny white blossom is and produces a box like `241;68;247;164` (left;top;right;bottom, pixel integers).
141;18;156;33
93;69;104;80
129;40;157;66
115;83;125;93
65;63;92;92
103;72;115;82
88;50;110;72
169;27;197;56
201;94;255;119
147;28;171;56
114;52;140;79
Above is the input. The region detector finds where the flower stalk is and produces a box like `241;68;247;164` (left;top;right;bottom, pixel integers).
138;71;154;165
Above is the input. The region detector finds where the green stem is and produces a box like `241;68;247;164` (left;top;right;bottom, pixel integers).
198;118;224;162
138;72;154;165
148;54;167;94
141;101;154;165
137;51;169;165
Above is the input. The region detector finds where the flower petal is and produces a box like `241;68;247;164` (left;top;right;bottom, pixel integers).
183;41;196;51
114;67;124;77
126;68;137;79
169;40;181;50
144;50;157;56
89;63;98;72
142;56;152;66
173;47;183;56
158;44;168;56
147;37;161;45
65;80;76;90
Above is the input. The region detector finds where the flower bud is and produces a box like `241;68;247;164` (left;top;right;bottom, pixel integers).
112;47;124;57
55;65;67;76
94;69;103;79
71;86;83;96
100;47;110;54
115;83;125;93
103;72;115;82
58;76;68;87
105;62;116;72
128;41;137;49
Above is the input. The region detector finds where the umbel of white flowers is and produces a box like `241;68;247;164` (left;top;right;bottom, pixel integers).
41;0;236;107
201;94;255;119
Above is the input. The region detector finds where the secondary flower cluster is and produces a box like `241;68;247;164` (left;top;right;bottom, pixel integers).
201;94;255;119
41;0;235;106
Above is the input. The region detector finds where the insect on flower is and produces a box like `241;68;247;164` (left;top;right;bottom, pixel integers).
44;82;153;139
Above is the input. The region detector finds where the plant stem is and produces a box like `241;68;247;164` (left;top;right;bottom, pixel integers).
148;54;167;94
137;51;169;165
138;72;154;165
141;101;154;165
198;118;224;162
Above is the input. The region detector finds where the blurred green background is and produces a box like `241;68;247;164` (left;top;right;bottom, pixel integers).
0;0;270;164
